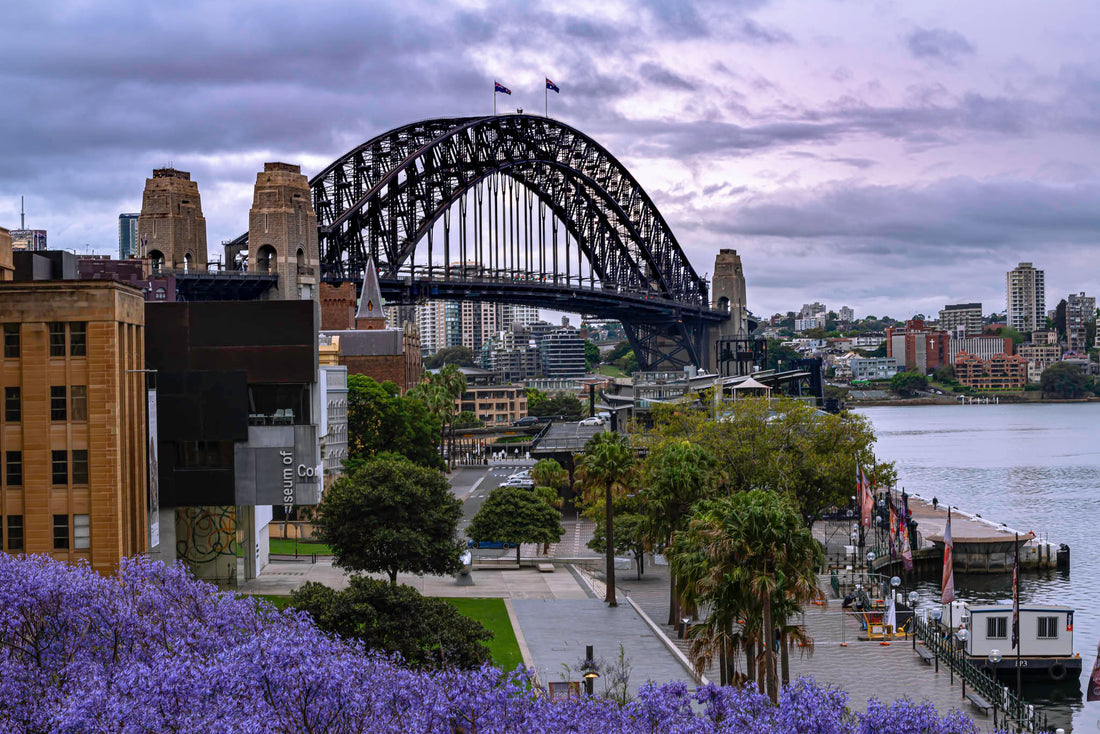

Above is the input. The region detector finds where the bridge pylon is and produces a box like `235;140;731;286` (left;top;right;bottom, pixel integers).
705;249;760;376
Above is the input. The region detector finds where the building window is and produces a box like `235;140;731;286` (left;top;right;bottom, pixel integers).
53;514;69;550
50;386;67;421
52;451;68;485
154;287;166;300
69;322;87;357
72;450;89;485
5;451;21;487
986;616;1007;639
7;516;23;551
73;514;90;550
1037;617;1059;639
70;386;87;422
49;322;66;357
2;324;18;358
4;387;19;422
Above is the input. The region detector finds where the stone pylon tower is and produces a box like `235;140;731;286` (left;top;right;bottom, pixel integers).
704;248;750;373
137;168;207;270
354;257;386;330
247;162;320;301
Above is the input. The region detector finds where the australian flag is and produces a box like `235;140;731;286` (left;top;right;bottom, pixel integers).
494;81;511;95
546;78;560;93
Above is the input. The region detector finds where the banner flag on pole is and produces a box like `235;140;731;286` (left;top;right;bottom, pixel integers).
888;499;897;560
941;508;955;604
858;466;872;528
546;77;560;93
1011;532;1020;650
1088;640;1100;701
899;502;913;571
494;81;512;95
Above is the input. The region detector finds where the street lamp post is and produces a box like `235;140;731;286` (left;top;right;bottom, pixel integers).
930;607;943;673
988;648;1003;729
582;645;599;696
908;591;919;645
956;627;969;694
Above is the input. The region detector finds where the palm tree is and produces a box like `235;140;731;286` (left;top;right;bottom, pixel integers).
637;439;719;625
412;364;467;470
575;431;637;607
669;489;819;702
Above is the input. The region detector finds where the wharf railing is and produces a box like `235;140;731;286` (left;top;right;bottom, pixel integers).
913;617;1048;733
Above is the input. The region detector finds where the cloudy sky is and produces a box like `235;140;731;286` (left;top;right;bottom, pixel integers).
3;0;1099;319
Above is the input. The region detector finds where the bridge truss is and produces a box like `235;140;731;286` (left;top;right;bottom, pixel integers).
237;115;730;370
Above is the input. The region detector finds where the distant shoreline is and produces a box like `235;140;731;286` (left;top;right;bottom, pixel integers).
850;396;1097;407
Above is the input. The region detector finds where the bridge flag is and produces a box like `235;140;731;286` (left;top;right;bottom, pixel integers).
941;508;955;605
546;78;560;93
494;81;512;95
858;465;872;528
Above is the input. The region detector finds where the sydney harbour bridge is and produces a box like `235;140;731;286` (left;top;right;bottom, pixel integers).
229;114;754;373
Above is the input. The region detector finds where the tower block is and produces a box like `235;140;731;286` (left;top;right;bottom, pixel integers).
247;162;320;301
136;168;207;270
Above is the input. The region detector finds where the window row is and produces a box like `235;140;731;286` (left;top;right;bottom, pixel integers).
0;514;89;551
985;615;1062;639
2;386;88;422
1;322;86;359
4;450;89;486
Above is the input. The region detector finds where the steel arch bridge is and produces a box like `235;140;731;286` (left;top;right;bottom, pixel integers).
235;114;731;370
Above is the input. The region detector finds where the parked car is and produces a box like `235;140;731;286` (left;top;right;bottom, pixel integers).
512;416;540;427
579;416;604;427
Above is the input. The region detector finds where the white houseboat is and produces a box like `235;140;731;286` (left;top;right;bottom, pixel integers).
960;604;1082;683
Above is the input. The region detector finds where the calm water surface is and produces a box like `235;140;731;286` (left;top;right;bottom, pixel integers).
857;404;1100;732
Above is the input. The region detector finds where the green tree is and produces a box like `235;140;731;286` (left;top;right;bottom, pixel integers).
1054;298;1068;342
346;375;442;470
994;326;1025;346
466;486;564;564
575;431;637;607
290;577;492;669
1040;361;1091;398
584;340;600;371
669;489;819;701
932;364;955;383
528;392;584;419
452;411;483;429
423;346;477;369
315;454;464;584
890;370;928;396
411;364;467;469
605;340;633;363
869;341;888;358
637;440;719;624
588;508;647;579
531;458;568;494
650;398;893;531
766;340;802;371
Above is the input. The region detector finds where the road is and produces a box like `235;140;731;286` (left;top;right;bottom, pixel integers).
451;458;535;559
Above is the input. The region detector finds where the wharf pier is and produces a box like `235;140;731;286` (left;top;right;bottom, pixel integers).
857;494;1069;575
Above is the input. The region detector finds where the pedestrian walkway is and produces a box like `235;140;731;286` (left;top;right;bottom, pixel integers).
615;558;997;731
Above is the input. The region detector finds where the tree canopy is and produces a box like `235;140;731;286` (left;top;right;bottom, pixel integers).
576;431;638;606
1040;361;1092;398
1;553;997;732
890;370;928;396
527;390;584;419
651;397;893;530
584;340;600;371
315;453;464;583
346;374;443;470
290;577;492;670
466;486;565;563
423;345;476;369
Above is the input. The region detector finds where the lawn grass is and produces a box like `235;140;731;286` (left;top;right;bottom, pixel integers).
247;593;294;610
442;597;524;672
597;364;626;377
270;538;332;556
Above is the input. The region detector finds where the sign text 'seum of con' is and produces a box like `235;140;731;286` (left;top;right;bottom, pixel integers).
280;450;316;513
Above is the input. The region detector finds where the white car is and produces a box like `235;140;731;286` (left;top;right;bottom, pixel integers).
579;416;604;427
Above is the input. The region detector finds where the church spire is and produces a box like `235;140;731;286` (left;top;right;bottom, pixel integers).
355;256;386;330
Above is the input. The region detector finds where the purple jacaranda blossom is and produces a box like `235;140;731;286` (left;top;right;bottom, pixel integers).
0;554;1018;733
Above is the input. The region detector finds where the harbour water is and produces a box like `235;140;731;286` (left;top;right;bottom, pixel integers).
857;403;1100;733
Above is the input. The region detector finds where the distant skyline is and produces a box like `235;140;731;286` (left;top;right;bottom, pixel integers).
2;1;1100;318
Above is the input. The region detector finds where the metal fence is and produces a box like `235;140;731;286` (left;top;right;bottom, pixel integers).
913;617;1049;732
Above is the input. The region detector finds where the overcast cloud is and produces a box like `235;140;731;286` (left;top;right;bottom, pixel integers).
3;0;1100;319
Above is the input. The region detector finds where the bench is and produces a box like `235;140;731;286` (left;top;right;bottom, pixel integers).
964;691;993;715
915;645;935;664
537;563;555;573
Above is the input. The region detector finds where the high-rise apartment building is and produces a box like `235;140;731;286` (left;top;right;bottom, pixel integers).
118;214;139;259
137;168;207;271
1;280;148;574
539;328;586;377
885;319;949;373
1006;263;1045;335
1065;292;1095;353
939;303;983;338
837;306;854;323
499;304;540;330
460;301;499;351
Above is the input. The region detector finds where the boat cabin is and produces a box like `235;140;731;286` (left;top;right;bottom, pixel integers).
963;604;1074;659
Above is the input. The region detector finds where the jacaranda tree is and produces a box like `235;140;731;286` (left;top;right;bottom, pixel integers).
0;554;992;733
